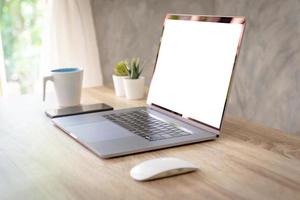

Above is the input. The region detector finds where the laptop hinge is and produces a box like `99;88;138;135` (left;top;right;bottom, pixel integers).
149;103;220;135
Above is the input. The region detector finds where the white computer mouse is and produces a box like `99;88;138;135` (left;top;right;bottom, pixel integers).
130;157;198;181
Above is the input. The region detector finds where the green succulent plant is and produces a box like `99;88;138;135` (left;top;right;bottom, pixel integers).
125;58;143;79
114;61;129;76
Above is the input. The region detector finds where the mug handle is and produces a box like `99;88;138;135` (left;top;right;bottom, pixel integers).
43;75;53;101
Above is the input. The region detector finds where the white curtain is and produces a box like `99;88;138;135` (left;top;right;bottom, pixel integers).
0;34;7;95
42;0;103;87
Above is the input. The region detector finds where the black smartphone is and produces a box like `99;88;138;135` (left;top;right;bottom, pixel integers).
45;103;113;118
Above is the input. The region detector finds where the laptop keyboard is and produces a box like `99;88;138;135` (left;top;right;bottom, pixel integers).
103;110;192;141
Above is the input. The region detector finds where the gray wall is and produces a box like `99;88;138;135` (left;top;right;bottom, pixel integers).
91;0;214;85
215;0;300;134
91;0;300;135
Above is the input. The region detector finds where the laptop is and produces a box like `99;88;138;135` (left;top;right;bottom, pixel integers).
53;14;246;158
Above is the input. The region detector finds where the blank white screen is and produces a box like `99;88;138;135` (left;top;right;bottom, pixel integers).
147;19;243;129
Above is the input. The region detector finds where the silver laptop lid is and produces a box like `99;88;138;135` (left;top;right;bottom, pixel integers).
147;14;245;132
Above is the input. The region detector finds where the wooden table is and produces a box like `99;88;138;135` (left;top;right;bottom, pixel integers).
0;86;300;200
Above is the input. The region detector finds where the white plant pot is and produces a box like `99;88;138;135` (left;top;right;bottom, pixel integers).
112;75;128;97
123;76;145;100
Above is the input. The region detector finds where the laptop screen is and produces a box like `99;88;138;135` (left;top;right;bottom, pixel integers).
147;15;245;130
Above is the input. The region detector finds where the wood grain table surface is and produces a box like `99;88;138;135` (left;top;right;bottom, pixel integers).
0;86;299;200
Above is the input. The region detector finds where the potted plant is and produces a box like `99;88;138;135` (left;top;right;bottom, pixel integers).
123;58;145;100
112;60;129;96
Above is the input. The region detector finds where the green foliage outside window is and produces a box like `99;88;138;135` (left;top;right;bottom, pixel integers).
0;0;43;94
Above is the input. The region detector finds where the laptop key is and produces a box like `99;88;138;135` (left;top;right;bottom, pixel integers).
144;136;151;140
149;135;164;141
180;131;191;136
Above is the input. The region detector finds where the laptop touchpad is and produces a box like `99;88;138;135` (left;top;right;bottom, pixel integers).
67;121;133;143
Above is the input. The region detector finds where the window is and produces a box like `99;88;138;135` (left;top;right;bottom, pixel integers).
0;0;44;95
